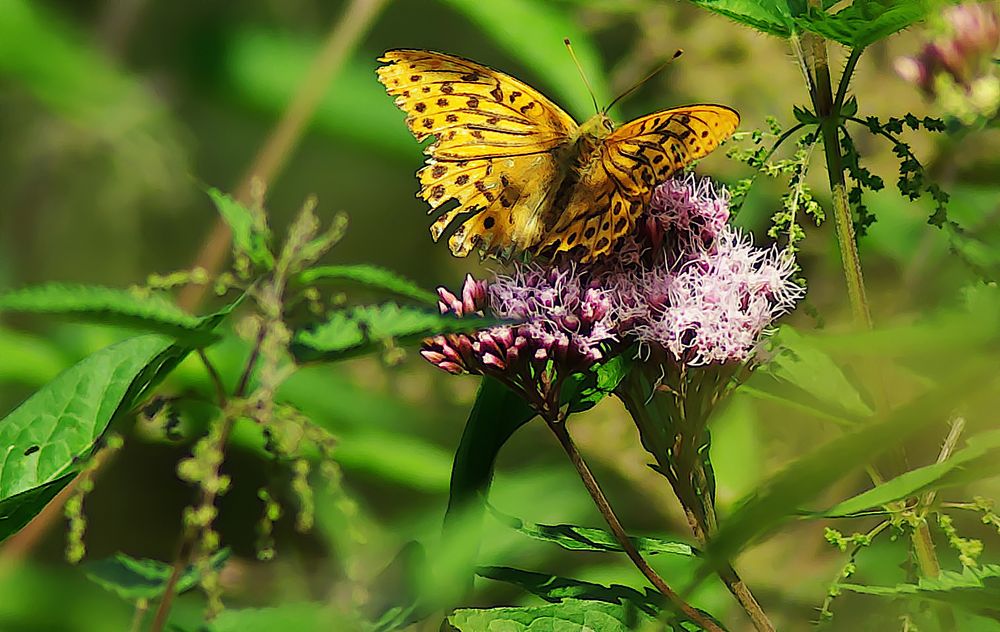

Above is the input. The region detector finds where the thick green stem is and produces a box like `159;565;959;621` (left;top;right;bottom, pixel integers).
799;23;945;604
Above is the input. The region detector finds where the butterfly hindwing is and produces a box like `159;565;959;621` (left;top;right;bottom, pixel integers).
541;105;739;260
378;49;579;256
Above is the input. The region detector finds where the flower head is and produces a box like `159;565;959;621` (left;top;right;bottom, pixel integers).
422;262;618;416
627;228;803;365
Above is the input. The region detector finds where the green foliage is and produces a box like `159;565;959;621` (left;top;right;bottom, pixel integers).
684;0;800;38
449;597;661;632
564;353;633;414
0;284;212;342
297;264;437;305
815;429;1000;518
291;303;498;362
705;360;993;572
491;508;697;556
207;188;275;271
207;603;346;631
0;473;75;543
84;549;230;601
839;564;1000;617
0;335;174;508
796;0;934;48
744;325;873;424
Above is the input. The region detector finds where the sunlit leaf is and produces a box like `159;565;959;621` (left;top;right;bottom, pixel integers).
298;264;437;305
564;353;632;414
0;335;176;528
84;549;229;601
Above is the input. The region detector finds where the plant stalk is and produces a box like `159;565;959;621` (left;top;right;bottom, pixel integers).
798;20;945;597
618;371;775;632
179;0;388;311
546;418;724;632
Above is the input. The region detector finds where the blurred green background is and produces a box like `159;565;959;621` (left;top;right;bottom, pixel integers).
0;0;998;630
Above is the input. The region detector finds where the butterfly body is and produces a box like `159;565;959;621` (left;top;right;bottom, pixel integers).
377;49;738;261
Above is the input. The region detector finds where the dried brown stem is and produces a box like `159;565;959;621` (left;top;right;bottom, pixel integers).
178;0;387;311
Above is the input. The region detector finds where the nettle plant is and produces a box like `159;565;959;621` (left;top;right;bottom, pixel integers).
2;3;1000;632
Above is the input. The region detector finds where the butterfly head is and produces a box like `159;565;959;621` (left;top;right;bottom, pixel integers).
578;113;616;141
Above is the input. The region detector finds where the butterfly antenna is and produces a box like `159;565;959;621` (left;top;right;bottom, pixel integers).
564;38;600;115
604;49;683;113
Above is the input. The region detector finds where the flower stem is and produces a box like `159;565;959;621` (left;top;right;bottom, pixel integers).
618;372;774;632
546;419;723;632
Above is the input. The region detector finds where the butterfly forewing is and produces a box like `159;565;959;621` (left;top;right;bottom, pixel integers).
377;49;578;256
541;105;740;260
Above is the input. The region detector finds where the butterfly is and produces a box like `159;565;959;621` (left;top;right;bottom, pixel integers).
377;48;738;262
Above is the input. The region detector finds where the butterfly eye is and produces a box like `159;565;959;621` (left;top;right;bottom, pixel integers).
602;118;614;132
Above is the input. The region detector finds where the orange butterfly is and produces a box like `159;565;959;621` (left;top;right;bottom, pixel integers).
377;49;738;261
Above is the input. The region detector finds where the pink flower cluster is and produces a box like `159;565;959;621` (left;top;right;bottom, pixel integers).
421;265;618;411
422;173;803;381
895;2;999;95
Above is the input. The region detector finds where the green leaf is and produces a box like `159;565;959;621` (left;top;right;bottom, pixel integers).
814;429;1000;518
208;603;345;631
0;473;75;543
744;325;873;423
704;359;992;574
446;378;536;520
0;285;213;342
564;353;632;414
206;188;275;270
438;0;609;119
795;0;933;48
490;508;697;557
684;0;800;38
297;264;437;305
290;303;498;362
0;335;174;506
839;564;1000;617
84;549;230;601
449;596;662;632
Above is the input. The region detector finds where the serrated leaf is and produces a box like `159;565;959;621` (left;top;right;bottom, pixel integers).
290;303;498;362
793;105;819;124
297;264;437;305
438;0;609;119
0;473;75;542
84;548;230;601
795;0;932;48
0;285;210;341
0;335;176;535
206;187;274;270
449;596;661;632
812;429;1000;518
491;508;697;557
839;564;1000;617
684;0;800;38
